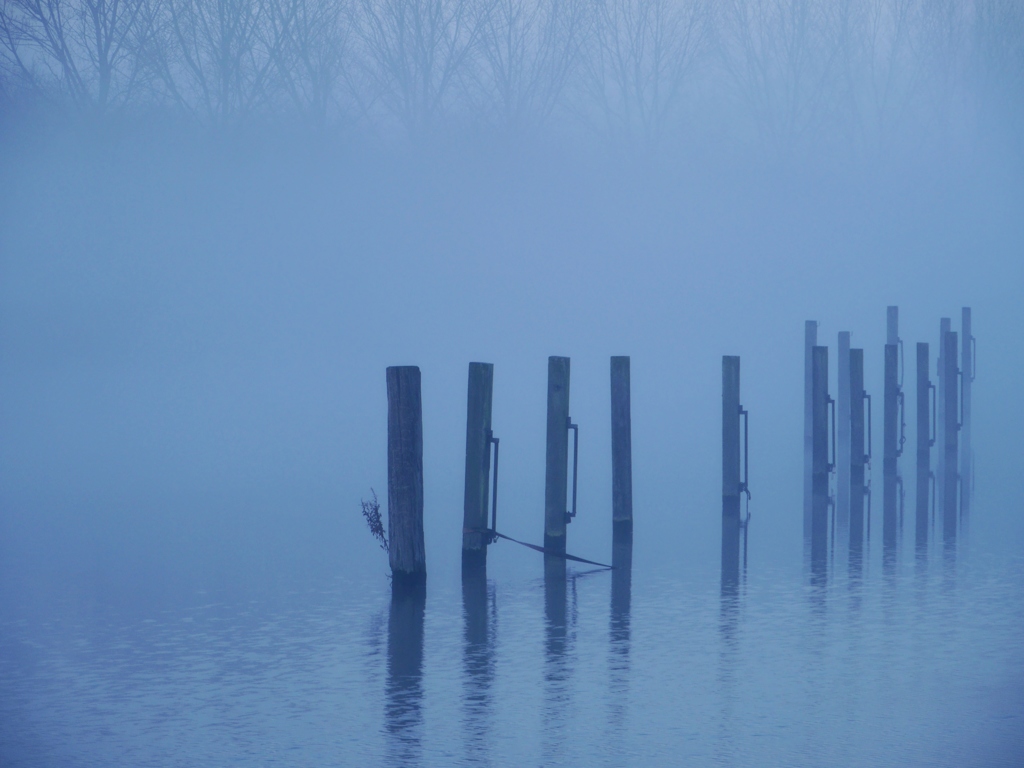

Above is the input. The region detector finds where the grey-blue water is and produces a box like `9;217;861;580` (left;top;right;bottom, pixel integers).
2;516;1022;767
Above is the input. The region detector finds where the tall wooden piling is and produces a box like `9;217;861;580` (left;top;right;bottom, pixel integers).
849;349;867;564
936;317;951;510
462;362;494;571
804;321;818;541
942;331;959;543
960;308;973;518
810;346;830;569
722;355;745;589
837;332;852;542
915;343;932;551
610;356;633;534
387;366;426;588
544;356;571;555
722;356;742;522
883;342;899;552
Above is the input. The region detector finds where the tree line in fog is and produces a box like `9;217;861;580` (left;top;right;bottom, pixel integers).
1;0;1022;148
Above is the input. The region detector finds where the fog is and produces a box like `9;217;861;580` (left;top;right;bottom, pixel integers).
1;0;1023;612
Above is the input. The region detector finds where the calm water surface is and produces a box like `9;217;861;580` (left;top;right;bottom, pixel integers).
2;516;1022;767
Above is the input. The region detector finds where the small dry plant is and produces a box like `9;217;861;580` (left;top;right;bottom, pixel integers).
361;489;388;554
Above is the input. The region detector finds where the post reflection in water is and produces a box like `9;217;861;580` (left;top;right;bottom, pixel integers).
385;583;426;768
461;567;495;766
607;526;633;759
717;512;742;765
542;554;572;766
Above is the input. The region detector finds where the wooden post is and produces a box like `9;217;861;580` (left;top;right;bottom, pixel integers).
883;342;899;554
462;362;494;571
887;305;899;346
942;330;959;543
936;317;951;511
722;356;742;521
849;348;866;565
544;356;571;555
837;332;851;544
811;346;830;572
610;356;633;534
387;366;426;588
722;356;742;587
960;307;972;518
804;321;818;541
915;342;931;552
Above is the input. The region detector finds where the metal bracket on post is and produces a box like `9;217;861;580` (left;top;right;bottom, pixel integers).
486;430;500;545
929;381;937;447
739;404;751;528
865;391;872;466
899;338;905;390
566;417;578;524
897;389;906;458
828;395;836;474
958;368;964;431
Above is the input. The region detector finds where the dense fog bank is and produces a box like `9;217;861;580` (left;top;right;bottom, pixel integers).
2;0;1023;158
1;72;1023;609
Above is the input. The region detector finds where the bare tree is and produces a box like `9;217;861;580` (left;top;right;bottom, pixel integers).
582;0;710;147
719;0;839;153
827;0;937;154
469;0;586;134
149;0;283;122
0;0;155;113
357;0;481;136
265;0;355;128
970;0;1024;137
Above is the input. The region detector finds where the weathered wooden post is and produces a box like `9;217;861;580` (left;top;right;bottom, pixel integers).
610;356;633;536
462;362;494;571
942;330;959;544
611;358;633;643
849;348;868;567
387;366;426;589
915;342;934;552
960;307;973;518
810;346;831;574
544;356;571;556
883;340;900;557
804;321;818;541
837;332;852;550
936;317;951;511
722;356;744;587
723;356;742;522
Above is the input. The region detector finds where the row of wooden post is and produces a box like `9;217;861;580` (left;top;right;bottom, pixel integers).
384;356;634;590
802;307;975;571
